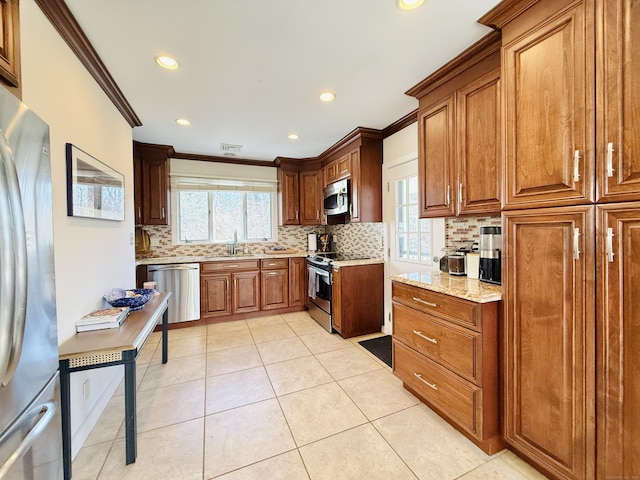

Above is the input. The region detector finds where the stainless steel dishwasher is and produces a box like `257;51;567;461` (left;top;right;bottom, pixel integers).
148;263;200;323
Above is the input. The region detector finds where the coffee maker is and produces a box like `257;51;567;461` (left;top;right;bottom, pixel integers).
479;226;501;284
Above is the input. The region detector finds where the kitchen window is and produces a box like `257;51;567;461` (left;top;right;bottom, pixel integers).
171;175;277;244
396;174;433;262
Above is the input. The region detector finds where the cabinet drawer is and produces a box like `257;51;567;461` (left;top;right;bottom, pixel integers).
201;260;259;272
393;340;480;437
260;258;289;270
392;282;479;330
393;302;481;384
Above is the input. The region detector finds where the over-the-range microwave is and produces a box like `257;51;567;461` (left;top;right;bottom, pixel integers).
323;178;350;216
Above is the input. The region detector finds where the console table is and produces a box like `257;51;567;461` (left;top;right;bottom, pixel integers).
58;292;171;480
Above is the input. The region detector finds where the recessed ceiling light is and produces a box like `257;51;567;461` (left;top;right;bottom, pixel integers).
155;55;179;70
319;91;336;102
396;0;424;10
175;118;191;126
288;133;300;140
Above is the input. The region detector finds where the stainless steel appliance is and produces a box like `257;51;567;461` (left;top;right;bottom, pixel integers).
306;253;370;332
307;255;333;332
323;178;349;216
479;226;502;285
0;87;63;478
148;263;200;323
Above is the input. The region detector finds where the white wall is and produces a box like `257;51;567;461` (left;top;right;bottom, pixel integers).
20;1;134;457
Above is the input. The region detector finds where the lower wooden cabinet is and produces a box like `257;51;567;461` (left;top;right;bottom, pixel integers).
503;206;595;480
596;202;640;479
200;260;260;319
288;257;307;308
200;257;306;322
332;263;383;338
201;273;232;318
392;280;502;455
233;271;260;313
260;258;288;310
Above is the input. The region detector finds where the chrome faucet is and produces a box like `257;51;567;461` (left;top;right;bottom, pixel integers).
233;230;239;254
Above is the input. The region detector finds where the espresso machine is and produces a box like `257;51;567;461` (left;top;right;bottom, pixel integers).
479;226;502;284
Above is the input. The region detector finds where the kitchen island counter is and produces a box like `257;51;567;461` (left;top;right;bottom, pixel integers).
390;271;501;303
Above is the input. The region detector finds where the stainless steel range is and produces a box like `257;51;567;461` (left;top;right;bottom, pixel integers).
306;254;370;333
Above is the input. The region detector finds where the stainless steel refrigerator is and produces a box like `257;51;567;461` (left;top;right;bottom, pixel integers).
0;86;63;478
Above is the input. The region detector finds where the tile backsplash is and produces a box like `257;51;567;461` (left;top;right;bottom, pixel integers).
445;215;502;249
138;222;385;258
139;216;496;259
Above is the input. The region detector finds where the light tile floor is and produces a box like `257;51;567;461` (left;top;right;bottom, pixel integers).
72;311;549;480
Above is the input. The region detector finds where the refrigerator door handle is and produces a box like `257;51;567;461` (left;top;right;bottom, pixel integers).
0;401;57;478
0;132;28;387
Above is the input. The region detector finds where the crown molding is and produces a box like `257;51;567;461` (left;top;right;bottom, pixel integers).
35;0;142;127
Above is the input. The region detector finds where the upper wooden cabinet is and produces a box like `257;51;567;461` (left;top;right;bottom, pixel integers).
407;32;502;218
501;0;593;208
0;0;21;96
277;128;383;225
276;161;323;226
133;142;173;225
321;129;383;223
299;170;322;225
595;0;640;202
277;168;300;225
323;153;350;185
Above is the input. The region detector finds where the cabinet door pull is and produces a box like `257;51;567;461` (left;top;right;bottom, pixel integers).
267;263;277;266
412;297;436;308
137;206;141;220
606;227;615;263
267;272;279;276
458;182;463;206
573;228;581;260
606;142;615;177
573;150;581;182
316;210;319;219
161;207;165;219
295;211;298;220
446;185;451;206
413;330;438;344
413;373;438;390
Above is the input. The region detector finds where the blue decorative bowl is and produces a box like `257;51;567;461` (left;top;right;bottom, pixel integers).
104;288;154;311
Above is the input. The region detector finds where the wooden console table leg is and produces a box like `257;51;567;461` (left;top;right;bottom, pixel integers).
161;307;168;364
123;350;137;464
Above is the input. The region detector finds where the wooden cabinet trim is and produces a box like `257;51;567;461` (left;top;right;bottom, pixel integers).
35;0;141;126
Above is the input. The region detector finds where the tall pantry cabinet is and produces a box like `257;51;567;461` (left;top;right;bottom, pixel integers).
481;0;640;479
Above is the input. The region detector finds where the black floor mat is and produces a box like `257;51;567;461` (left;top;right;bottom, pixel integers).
358;335;392;368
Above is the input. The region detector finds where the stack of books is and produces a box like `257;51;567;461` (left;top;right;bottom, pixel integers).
75;306;130;332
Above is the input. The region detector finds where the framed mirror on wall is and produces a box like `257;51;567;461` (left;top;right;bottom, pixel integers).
65;143;124;221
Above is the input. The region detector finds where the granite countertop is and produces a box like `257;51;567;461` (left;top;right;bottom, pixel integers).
390;271;502;303
136;251;309;266
332;258;384;267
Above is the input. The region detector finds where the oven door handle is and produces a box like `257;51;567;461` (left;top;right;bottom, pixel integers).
308;266;330;278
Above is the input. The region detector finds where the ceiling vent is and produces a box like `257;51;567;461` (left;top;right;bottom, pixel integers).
220;143;243;155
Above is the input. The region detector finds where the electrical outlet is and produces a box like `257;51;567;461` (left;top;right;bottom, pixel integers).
150;236;160;247
83;379;90;401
